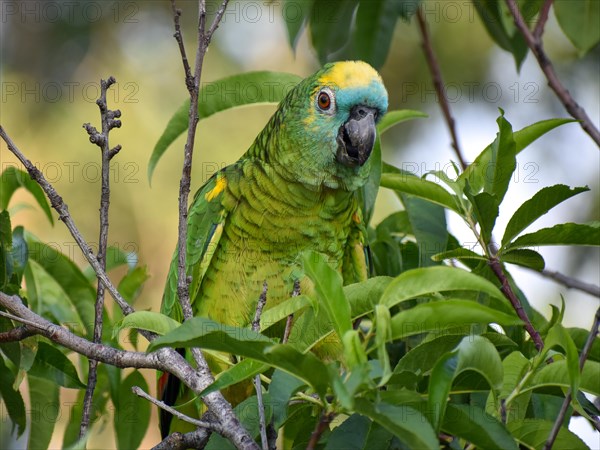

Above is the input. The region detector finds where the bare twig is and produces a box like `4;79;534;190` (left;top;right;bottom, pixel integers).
0;324;36;343
152;429;211;450
533;0;553;40
0;126;134;316
505;0;600;146
489;258;544;351
132;386;225;433
306;412;335;450
544;306;600;449
0;292;257;449
80;75;122;439
415;7;467;169
252;282;269;450
0;126;257;449
539;269;600;298
283;280;301;344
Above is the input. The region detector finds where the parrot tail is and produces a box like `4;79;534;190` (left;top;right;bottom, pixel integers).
157;348;185;438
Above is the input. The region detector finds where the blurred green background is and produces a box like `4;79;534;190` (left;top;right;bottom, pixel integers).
1;1;598;447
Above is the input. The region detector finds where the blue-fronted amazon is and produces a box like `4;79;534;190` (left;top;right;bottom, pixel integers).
159;61;388;437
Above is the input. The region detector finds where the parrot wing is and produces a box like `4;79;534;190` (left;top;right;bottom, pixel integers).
161;169;231;322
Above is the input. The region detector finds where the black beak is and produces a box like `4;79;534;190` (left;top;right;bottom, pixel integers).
336;105;377;167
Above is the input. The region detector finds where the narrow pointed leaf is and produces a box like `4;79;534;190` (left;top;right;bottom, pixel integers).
377;109;428;135
507;419;587;449
354;398;438;450
302;251;351;338
502;185;589;246
112;311;180;339
380;172;460;213
149;72;302;182
114;371;150;450
0;167;53;224
507;222;600;250
28;342;86;389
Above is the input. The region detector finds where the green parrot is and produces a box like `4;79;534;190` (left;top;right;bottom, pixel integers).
158;60;388;437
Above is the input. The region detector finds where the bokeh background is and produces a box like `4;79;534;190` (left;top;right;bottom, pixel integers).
1;0;598;448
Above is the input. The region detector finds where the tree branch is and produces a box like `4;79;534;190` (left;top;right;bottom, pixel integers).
539;269;600;298
132;386;225;434
80;75;122;439
489;258;544;351
152;429;211;450
533;0;553;40
505;0;600;147
0;125;257;449
306;412;334;450
252;282;269;450
544;305;600;449
0;324;36;343
415;7;467;170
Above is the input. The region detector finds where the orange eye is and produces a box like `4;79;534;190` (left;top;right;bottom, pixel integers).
317;91;331;110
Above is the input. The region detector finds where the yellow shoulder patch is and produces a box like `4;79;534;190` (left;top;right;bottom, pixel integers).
318;61;382;90
205;175;227;201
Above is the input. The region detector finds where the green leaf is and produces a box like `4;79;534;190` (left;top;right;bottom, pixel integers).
149;71;302;182
358;137;381;226
391;301;522;341
527;360;600;396
380;266;507;309
354;398;438;450
0;355;26;437
502;185;589;247
380;172;461;213
310;0;358;64
501;249;545;271
460;118;574;193
554;0;600;54
507;222;600;250
0;167;53;224
117;265;149;304
485;112;516;204
394;334;466;376
28;342;86;389
402;194;448;267
269;369;306;428
467;190;499;246
431;247;486;262
507;419;587;449
428;336;503;430
148;317;329;398
442;403;518;450
259;294;309;332
200;358;268;397
27;375;60;450
568;327;600;363
114;370;150;450
342;329;368;370
112;311;180;340
472;1;528;69
283;0;315;48
354;0;402;68
374;304;393;384
324;414;371;450
302;251;351;339
10;226;28;285
377;109;428;135
544;323;580;396
25;233;96;337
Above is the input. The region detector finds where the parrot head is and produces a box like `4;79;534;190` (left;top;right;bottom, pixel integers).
253;61;388;191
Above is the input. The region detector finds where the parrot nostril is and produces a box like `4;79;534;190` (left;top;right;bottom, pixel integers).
351;105;376;121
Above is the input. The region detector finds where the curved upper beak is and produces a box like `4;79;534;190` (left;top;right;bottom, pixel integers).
336;105;378;167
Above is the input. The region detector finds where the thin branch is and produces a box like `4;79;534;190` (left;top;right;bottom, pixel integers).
80;75;122;439
152;429;211;450
539;269;600;298
283;280;301;344
252;282;269;450
415;7;467;170
132;386;225;434
533;0;553;40
489;258;544;351
0;325;36;343
0;126;134;316
306;412;334;450
206;0;231;40
505;0;600;147
167;2;257;449
544;305;600;449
